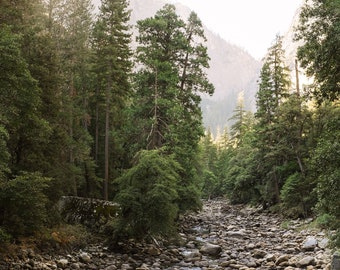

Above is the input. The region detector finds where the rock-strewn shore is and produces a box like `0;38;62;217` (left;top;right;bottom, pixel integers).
1;199;334;269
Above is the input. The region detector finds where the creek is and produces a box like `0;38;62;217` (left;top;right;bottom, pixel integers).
1;199;335;270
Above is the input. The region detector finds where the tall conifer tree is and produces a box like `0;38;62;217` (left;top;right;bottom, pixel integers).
254;35;291;206
49;0;95;196
132;4;214;212
92;0;132;200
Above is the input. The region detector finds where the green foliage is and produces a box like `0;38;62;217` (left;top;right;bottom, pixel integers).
198;131;220;198
280;172;316;218
295;0;340;102
310;103;340;225
316;213;339;248
0;227;12;243
254;36;292;206
131;4;213;213
0;24;54;176
316;213;336;229
225;143;260;204
114;149;180;239
91;0;132;199
201;170;218;199
0;172;51;237
47;0;96;197
0;126;10;180
0;25;39;124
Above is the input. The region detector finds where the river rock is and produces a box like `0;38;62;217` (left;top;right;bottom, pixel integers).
265;253;276;262
253;249;267;258
318;237;329;249
103;265;117;270
182;249;202;262
79;252;91;263
227;229;247;238
146;245;161;256
297;255;316;267
56;258;69;268
199;242;222;256
332;251;340;270
70;262;81;269
276;254;290;265
302;236;318;251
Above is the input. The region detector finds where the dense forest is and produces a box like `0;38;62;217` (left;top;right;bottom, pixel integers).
0;0;339;247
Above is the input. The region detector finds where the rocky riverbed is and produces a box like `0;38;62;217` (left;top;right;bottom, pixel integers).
1;199;335;269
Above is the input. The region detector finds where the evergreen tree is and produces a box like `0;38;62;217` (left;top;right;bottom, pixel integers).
92;0;132;200
224;138;259;204
114;149;180;240
254;35;291;206
295;0;340;102
47;0;97;197
229;92;254;147
199;129;219;199
309;102;340;244
224;100;258;204
0;23;54;237
0;24;50;175
0;172;50;236
278;95;314;217
131;4;214;212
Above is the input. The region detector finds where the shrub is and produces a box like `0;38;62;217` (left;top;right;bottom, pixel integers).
0;227;11;243
280;172;316;218
316;213;335;229
113;149;181;240
0;172;51;236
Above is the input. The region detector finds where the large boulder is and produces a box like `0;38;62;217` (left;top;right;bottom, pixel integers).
57;196;120;228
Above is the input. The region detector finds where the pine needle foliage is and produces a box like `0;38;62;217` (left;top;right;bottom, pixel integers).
113;149;181;239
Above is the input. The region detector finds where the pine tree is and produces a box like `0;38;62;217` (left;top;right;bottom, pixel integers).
310;102;340;244
199;129;219;199
114;149;180;240
295;0;340;102
229;92;254;147
132;4;214;212
0;23;51;175
92;0;132;200
0;18;54;237
254;35;291;206
47;0;96;196
277;94;314;217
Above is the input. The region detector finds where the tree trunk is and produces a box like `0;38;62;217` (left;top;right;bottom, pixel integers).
70;77;77;196
273;168;281;204
104;86;109;200
295;59;300;96
95;88;99;163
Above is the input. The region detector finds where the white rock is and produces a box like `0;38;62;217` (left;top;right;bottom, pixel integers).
302;237;318;251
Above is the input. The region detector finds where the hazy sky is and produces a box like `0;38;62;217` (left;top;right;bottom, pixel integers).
168;0;303;59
